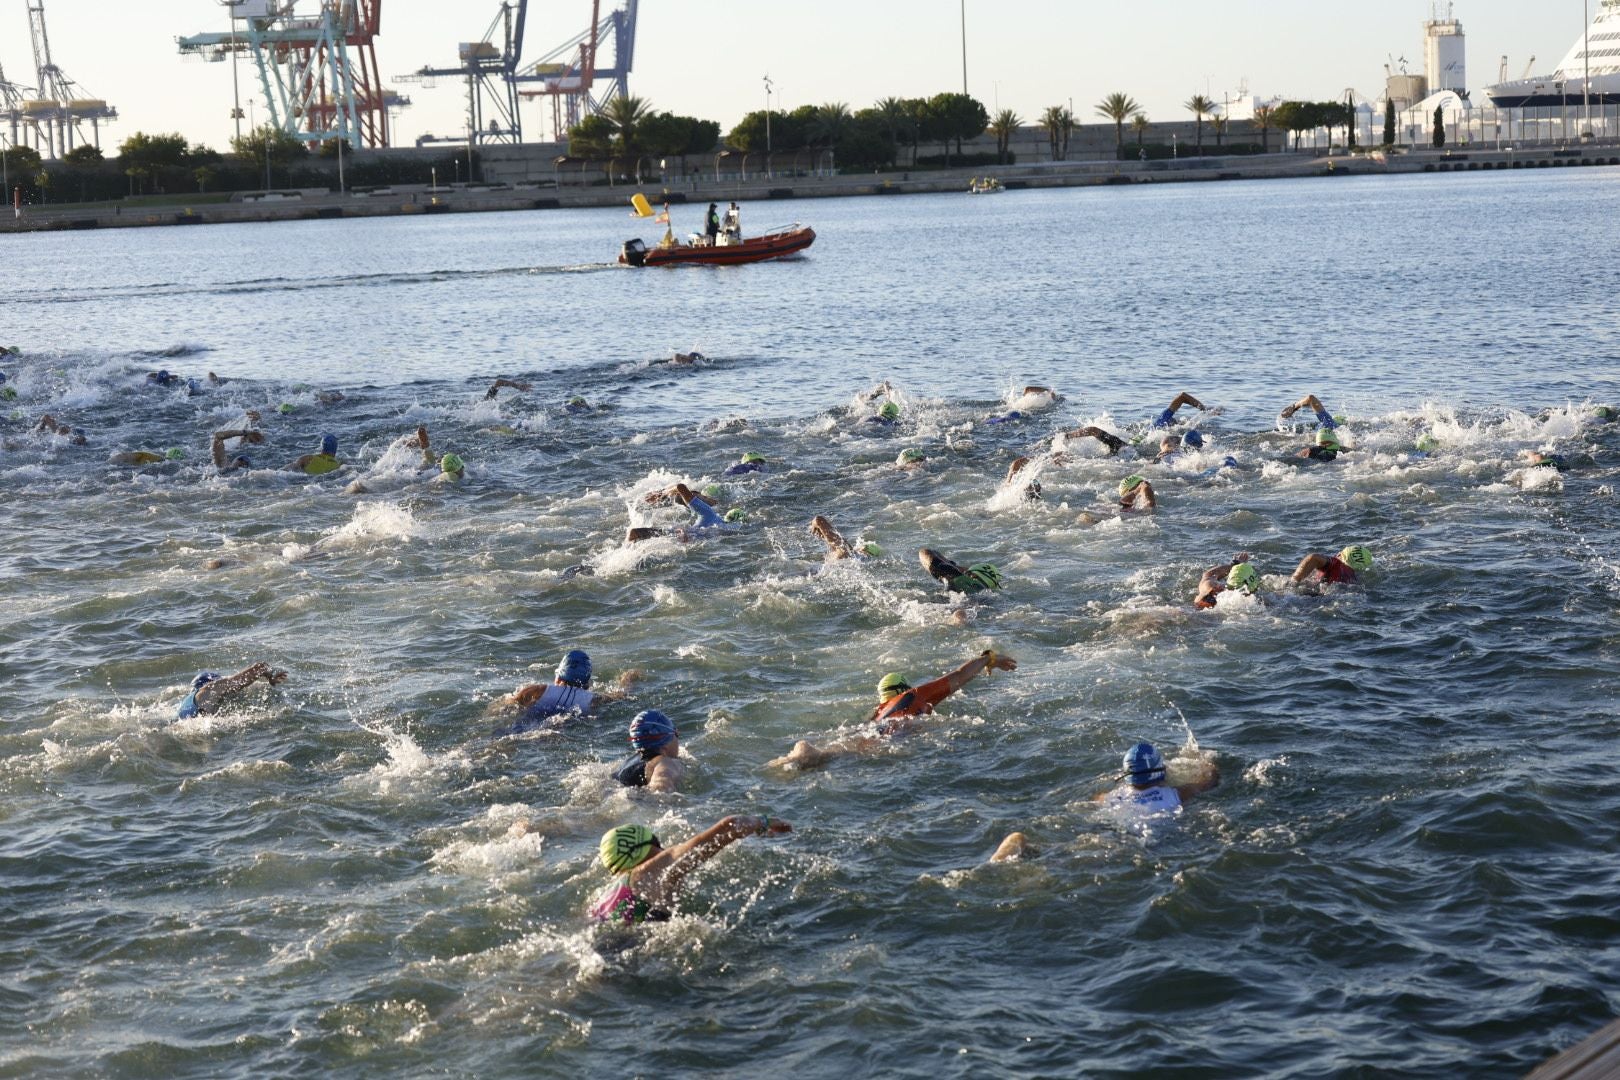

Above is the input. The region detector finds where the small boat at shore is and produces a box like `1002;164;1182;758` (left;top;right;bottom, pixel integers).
968;177;1003;194
619;223;815;267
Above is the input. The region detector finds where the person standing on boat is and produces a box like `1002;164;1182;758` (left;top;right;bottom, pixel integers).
721;202;741;243
704;203;720;245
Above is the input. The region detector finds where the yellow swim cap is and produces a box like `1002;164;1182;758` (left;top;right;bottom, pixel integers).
599;825;657;873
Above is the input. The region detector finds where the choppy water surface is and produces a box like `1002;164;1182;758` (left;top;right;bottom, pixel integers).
3;170;1619;1079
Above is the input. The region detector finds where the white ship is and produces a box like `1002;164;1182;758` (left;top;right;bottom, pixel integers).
1485;0;1620;107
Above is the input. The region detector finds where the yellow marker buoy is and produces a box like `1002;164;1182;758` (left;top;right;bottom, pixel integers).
630;192;654;218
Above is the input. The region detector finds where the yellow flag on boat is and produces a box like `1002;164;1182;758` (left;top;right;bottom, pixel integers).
654;207;670;224
630;192;654;218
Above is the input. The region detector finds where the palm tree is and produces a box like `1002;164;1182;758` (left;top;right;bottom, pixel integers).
1131;113;1150;151
1211;113;1228;148
1095;93;1141;158
807;102;852;147
875;96;910;162
1252;104;1275;153
989;108;1021;164
1184;94;1216;154
1040;105;1066;161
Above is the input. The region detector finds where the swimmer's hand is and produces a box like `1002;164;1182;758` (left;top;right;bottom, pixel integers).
744;815;792;836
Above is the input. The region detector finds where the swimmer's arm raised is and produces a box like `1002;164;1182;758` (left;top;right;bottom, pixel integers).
662;815;790;891
211;429;263;468
1064;426;1125;454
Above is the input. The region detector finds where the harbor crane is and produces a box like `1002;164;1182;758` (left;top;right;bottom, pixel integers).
399;1;528;146
21;1;117;159
513;0;639;141
0;59;33;152
178;1;396;149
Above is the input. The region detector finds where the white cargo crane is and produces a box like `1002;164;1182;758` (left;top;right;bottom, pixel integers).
0;59;34;152
23;1;118;159
398;1;528;146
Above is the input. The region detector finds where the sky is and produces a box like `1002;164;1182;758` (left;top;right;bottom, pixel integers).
0;1;1594;152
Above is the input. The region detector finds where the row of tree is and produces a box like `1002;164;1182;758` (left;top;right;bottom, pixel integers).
2;126;479;204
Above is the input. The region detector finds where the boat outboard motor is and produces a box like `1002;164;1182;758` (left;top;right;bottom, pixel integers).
620;238;648;267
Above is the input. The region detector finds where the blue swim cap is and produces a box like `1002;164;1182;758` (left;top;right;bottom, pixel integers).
628;709;677;751
1123;742;1166;785
555;649;592;688
155;369;171;383
1183;429;1204;449
191;671;221;691
319;433;338;456
0;371;7;384
233;455;253;469
1223;456;1238;468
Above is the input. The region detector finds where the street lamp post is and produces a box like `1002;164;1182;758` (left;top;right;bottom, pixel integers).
763;75;773;179
960;0;968;95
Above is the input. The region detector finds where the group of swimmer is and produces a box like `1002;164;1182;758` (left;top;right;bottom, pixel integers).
15;349;1611;931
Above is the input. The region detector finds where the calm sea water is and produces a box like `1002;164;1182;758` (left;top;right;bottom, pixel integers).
3;169;1619;1079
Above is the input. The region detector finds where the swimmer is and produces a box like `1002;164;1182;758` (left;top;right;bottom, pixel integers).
1194;553;1258;609
1278;393;1339;430
286;433;342;475
1289;544;1372;589
1296;427;1344;462
768;649;1019;769
396;425;437;469
211;426;265;473
1118;474;1157;512
866;401;901;426
611;710;686;792
643;483;718;508
988;832;1033;862
626;483;736;542
809;515;882;561
723;452;767;477
1002;456;1043;500
177;662;288;719
34;415;87;445
1094;742;1218;813
1155;429;1207;463
918;548;1004;594
110;447;186;467
590;814;792;925
670;351;706;365
896;447;926;471
145;369;180;388
564;396;591;414
484;377;532;400
493;649;631;732
1153;391;1206;428
1519;449;1569;471
438;453;466;483
0;372;15;401
1063;425;1129;456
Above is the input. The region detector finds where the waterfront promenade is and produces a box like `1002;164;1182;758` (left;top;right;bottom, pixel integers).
4;143;1618;234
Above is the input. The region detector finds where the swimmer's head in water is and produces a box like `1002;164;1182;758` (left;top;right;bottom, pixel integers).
878;402;900;422
440;453;464;475
740;452;765;465
897;448;924;466
701;483;723;500
190;671;221;691
1338;545;1373;572
1123;742;1166;786
1226;562;1259;594
319;433;338;456
1593;405;1617;422
567;396;587;408
1183;429;1204;449
628;709;678;751
555;649;592;688
1414;433;1439;452
599;824;658;874
1316;428;1342;450
723;508;746;523
166;447;185;461
1159;435;1181;454
877;672;911;702
233;455;253;469
860;540;884;557
1119;474;1146;496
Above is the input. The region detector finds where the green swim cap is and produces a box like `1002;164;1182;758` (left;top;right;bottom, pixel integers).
1339;544;1373;571
1226;562;1259;594
898;448;924;465
879;402;900;421
277;403;295;414
965;563;1003;590
440;453;464;474
599;824;657;873
741;452;765;464
568;396;587;407
1333;414;1347;425
165;447;185;461
860;540;884;557
877;672;911;701
1119;474;1146;496
701;483;723;500
0;386;16;400
723;508;746;523
1414;433;1439;452
1317;428;1342;449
